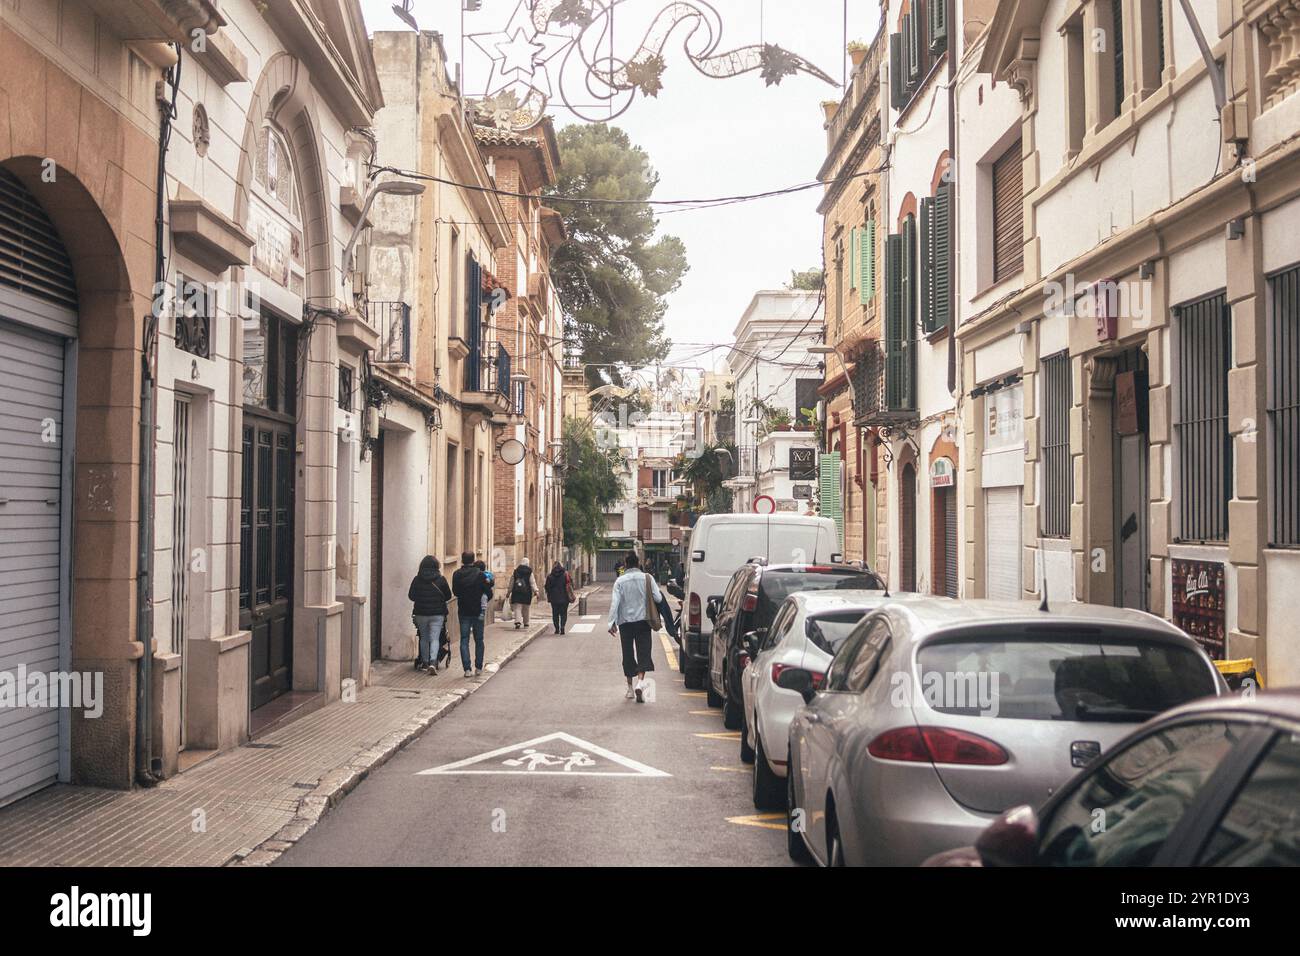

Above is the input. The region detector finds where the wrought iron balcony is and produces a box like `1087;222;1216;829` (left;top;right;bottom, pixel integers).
851;339;916;426
366;301;411;364
463;335;512;417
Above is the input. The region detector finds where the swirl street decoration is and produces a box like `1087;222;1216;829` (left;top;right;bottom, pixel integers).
464;0;839;132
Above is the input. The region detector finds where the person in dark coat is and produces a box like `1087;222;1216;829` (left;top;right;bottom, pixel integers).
408;555;451;673
451;552;493;677
544;562;574;635
508;558;538;629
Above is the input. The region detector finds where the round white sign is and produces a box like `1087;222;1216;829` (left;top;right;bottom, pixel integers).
753;495;776;515
499;437;526;465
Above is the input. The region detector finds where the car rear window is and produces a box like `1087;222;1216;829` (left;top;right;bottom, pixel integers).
916;631;1218;721
805;612;868;654
756;569;884;622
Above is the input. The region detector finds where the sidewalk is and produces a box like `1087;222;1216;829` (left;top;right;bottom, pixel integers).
0;598;585;867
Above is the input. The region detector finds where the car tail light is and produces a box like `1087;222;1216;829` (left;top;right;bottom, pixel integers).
770;663;825;689
688;593;700;631
741;593;757;612
738;651;750;668
867;727;1008;766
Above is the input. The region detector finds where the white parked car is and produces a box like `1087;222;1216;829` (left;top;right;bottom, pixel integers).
740;590;908;810
680;513;841;689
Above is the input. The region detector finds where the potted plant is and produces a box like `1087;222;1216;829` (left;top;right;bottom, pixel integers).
847;40;870;69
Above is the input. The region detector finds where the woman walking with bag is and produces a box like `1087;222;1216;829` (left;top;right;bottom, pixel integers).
606;552;662;703
408;556;452;674
544;562;575;634
509;557;537;628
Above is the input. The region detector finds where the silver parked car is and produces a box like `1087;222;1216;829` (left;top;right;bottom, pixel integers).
740;590;925;810
783;599;1227;866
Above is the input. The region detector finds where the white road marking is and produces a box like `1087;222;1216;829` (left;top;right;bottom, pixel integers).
417;731;671;778
580;615;600;620
568;622;595;633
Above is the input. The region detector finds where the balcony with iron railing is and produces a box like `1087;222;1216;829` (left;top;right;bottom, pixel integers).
367;300;411;364
463;333;512;417
851;339;916;426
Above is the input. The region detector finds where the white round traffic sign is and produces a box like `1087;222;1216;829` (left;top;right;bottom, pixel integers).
753;495;776;515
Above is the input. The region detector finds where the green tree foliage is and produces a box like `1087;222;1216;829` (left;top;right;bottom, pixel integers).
677;443;736;507
561;418;624;554
705;486;734;515
787;267;824;290
547;124;688;383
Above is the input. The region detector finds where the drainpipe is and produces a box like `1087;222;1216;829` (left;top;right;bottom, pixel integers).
136;46;182;786
946;0;957;398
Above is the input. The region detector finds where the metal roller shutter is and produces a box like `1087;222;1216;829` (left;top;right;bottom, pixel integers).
985;486;1023;600
0;319;65;806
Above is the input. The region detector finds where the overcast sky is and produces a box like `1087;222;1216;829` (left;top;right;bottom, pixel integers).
358;0;881;376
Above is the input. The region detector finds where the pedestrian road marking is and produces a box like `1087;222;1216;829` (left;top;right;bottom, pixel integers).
657;631;678;671
694;731;741;741
417;731;671;778
568;622;595;633
726;812;785;831
710;765;748;774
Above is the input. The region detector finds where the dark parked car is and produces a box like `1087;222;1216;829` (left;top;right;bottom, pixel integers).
925;690;1300;867
705;561;884;729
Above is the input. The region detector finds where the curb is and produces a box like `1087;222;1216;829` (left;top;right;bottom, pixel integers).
226;620;551;867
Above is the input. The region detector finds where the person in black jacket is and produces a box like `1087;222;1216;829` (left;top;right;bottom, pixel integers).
509;558;537;629
408;555;451;673
544;561;573;635
451;552;492;677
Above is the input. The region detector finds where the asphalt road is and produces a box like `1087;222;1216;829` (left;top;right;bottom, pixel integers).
278;586;797;866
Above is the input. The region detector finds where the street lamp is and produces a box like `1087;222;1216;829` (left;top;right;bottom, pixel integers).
341;177;426;276
807;343;858;411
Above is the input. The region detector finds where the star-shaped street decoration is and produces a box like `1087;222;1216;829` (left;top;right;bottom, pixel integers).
467;0;574;100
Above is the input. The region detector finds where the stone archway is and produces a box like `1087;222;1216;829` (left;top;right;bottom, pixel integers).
232;52;344;708
0;101;155;794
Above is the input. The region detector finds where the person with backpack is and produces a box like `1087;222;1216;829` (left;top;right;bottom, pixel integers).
408;555;452;673
606;552;662;703
509;557;537;629
451;552;492;677
544;561;575;635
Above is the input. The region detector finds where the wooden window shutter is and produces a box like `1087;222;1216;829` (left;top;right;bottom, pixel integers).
849;226;858;291
819;452;844;546
901;216;918;409
992;141;1024;282
890;33;905;109
904;14;919;87
930;0;948;55
932;183;953;331
860;218;876;304
885;232;914;412
920;196;936;333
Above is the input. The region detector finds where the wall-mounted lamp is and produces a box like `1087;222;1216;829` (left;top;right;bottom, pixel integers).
341;177;426;276
1226;218;1245;241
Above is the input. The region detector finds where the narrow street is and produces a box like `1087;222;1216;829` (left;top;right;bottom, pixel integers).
279;587;794;867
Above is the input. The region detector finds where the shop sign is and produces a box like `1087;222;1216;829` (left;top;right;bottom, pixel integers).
1171;558;1227;659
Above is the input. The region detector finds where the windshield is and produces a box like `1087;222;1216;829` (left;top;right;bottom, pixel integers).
805;612;869;654
916;631;1217;721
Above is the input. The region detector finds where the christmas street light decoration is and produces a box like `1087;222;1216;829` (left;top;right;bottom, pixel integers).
462;0;839;132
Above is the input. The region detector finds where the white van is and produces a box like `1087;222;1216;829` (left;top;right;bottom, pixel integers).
679;514;841;688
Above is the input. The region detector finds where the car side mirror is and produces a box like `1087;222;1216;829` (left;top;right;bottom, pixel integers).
974;804;1039;867
743;630;761;659
706;597;721;622
775;667;816;704
666;582;684;600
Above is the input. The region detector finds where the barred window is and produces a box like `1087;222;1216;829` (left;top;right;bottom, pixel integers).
1175;292;1232;543
1269;267;1300;546
1041;352;1072;538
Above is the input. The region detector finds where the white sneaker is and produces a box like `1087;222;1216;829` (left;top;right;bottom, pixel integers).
634;679;645;704
625;685;635;700
464;669;472;678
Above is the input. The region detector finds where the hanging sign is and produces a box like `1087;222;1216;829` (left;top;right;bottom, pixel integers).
789;447;818;481
930;457;955;488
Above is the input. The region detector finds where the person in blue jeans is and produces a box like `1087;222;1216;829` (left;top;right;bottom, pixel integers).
408;555;451;674
451;551;493;677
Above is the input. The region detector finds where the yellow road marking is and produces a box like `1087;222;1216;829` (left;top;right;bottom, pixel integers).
689;709;722;716
679;691;706;698
657;631;678;671
726;812;786;831
710;765;748;773
694;731;741;740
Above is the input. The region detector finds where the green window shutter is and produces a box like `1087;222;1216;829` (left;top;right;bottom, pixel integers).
860;218;876;304
904;14;919;87
819;452;844;547
933;182;953;331
849;226;858;291
884;232;904;410
901;216;918;410
920;196;935;333
930;0;948;55
889;34;905;110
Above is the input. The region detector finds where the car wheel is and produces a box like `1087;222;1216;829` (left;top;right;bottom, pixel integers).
722;691;742;730
706;678;723;708
739;713;755;764
786;757;811;864
683;666;702;689
752;732;785;811
827;805;846;867
677;641;686;673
